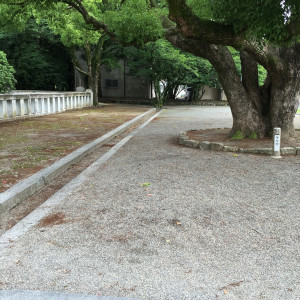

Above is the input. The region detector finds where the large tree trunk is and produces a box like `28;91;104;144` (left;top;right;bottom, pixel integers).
267;44;300;137
88;75;99;106
207;46;267;138
211;45;300;138
167;31;300;138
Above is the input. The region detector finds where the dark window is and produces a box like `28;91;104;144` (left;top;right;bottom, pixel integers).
106;79;118;88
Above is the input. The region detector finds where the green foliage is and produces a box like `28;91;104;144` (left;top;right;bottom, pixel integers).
104;0;164;45
257;65;267;85
0;19;73;90
186;0;214;20
0;2;32;32
34;2;102;48
208;0;300;43
230;130;246;140
125;39;221;106
249;132;258;139
0;51;16;93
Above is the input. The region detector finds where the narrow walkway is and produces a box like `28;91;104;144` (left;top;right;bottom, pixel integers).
0;106;299;300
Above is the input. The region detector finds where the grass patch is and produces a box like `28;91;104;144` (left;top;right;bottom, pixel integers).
11;161;36;170
249;132;258;139
0;135;28;148
230;130;245;140
0;169;14;176
27;146;43;153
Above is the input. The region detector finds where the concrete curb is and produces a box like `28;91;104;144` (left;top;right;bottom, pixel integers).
179;131;300;156
0;290;142;300
0;108;155;214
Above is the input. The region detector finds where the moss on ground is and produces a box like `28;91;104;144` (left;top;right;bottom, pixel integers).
230;130;246;140
249;132;258;139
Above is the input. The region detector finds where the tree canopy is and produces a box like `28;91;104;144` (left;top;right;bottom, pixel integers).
0;18;73;90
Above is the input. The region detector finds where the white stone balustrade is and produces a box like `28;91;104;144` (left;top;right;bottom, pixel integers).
0;90;93;121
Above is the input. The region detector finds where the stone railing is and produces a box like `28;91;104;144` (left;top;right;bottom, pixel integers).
0;90;93;120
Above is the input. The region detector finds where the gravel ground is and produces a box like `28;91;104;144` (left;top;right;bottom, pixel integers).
0;106;299;300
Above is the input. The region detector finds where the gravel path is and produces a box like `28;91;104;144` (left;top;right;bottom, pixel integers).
0;106;299;300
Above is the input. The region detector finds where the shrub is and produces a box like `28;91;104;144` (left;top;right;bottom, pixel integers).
0;51;16;93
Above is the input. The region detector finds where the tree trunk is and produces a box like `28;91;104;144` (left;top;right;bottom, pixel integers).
98;73;103;98
267;44;300;137
210;45;300;138
167;32;300;138
206;45;267;138
93;79;99;106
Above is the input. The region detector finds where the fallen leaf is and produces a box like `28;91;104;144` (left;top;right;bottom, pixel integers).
142;182;151;187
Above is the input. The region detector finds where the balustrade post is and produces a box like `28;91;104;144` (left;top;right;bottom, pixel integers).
51;97;55;113
0;100;8;119
61;96;64;111
66;96;70;110
12;99;17;117
3;100;8;119
57;96;61;112
34;98;39;115
69;95;72;109
86;89;93;106
46;97;51;114
74;95;77;108
27;98;31;115
0;101;3;119
20;98;25;116
41;98;46;114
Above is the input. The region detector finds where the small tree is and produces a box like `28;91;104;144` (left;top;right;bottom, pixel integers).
0;51;16;93
35;2;121;106
125;39;221;108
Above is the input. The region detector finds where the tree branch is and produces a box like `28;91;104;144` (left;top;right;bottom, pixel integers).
62;0;115;38
69;48;89;77
166;0;283;74
166;0;243;46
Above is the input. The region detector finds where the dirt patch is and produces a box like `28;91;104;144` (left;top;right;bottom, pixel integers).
187;128;300;149
38;212;67;227
0;104;150;192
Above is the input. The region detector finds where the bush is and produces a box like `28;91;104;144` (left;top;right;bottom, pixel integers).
0;51;16;93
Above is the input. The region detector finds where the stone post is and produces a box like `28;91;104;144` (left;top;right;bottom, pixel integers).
272;127;281;158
